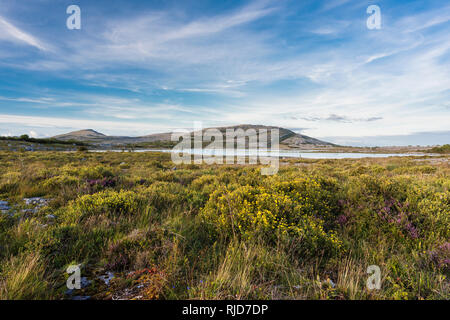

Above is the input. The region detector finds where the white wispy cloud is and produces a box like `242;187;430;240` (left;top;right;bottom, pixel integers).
0;114;172;135
320;0;352;12
0;16;47;50
398;5;450;33
0;96;55;104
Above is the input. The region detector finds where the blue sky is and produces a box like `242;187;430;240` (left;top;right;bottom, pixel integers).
0;0;449;146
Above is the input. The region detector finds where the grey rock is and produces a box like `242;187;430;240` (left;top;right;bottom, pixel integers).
80;277;92;289
1;210;12;216
98;272;114;286
23;197;49;206
0;200;10;211
22;198;50;215
0;201;11;216
65;289;74;295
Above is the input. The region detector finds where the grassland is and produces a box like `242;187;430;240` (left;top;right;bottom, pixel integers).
0;151;448;300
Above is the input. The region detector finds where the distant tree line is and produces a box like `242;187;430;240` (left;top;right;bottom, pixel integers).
0;134;89;146
123;140;178;149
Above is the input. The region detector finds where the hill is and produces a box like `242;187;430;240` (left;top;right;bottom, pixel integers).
51;125;335;148
53;129;106;141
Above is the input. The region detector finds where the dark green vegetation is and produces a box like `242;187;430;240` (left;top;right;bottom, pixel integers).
0;135;88;146
116;140;177;150
428;144;450;154
0;151;448;300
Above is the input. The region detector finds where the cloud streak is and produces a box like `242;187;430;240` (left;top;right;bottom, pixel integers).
0;16;46;50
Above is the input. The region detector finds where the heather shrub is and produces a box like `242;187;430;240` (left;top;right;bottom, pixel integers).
63;165;115;180
144;181;187;211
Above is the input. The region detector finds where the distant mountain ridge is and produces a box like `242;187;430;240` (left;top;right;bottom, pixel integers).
52;125;335;148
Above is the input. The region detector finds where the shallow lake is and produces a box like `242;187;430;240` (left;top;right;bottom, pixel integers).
92;149;427;159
